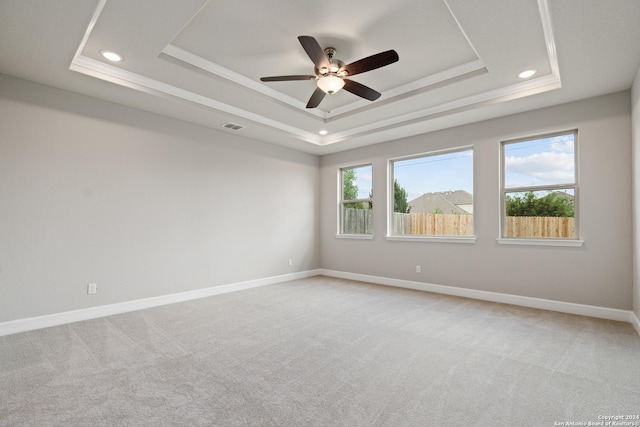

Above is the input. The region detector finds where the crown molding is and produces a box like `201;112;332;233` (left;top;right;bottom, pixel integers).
69;0;562;149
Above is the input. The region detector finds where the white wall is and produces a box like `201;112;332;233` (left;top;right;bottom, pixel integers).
0;74;320;322
632;66;640;321
321;92;633;310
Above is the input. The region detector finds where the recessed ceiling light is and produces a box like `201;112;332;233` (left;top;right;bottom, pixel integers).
319;130;328;136
100;50;123;62
517;69;537;79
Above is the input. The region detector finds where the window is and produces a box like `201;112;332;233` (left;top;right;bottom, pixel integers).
389;147;474;238
339;164;373;236
501;130;578;240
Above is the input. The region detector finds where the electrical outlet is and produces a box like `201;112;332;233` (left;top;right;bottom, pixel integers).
288;259;293;266
416;265;421;273
87;283;97;294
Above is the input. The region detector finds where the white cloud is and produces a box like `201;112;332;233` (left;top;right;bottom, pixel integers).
355;172;372;198
506;151;574;186
549;134;575;153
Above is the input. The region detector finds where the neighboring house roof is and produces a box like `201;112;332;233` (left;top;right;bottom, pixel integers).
409;190;473;214
553;191;575;203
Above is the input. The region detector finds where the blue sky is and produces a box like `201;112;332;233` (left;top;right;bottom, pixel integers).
393;150;473;201
351;165;373;199
504;133;575;188
350;133;574;202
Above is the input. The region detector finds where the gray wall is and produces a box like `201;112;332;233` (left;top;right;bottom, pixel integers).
0;75;320;322
321;92;633;310
633;67;640;321
1;72;635;323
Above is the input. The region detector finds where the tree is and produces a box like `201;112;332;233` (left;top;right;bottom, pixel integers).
342;169;358;201
394;179;410;213
343;168;366;209
344;172;409;212
506;191;574;217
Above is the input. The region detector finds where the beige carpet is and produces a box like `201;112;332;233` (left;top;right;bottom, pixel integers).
1;276;639;426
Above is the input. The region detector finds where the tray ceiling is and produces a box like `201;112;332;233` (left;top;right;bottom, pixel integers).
2;0;640;154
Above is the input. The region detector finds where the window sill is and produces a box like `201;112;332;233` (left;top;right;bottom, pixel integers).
386;235;477;244
496;238;584;247
336;234;374;240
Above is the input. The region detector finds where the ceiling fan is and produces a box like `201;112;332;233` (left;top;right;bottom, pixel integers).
260;36;399;108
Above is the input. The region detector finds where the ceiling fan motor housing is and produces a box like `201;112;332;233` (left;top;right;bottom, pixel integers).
315;47;346;77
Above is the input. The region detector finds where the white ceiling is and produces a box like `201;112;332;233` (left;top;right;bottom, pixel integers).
1;0;639;155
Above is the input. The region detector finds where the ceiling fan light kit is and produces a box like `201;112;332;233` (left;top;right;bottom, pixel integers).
317;75;345;94
315;47;346;94
260;36;398;108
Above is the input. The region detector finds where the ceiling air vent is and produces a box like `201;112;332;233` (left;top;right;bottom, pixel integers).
222;122;244;131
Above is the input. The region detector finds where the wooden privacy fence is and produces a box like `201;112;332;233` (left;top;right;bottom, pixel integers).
394;212;473;236
343;208;373;234
345;210;573;238
343;211;473;235
505;216;574;238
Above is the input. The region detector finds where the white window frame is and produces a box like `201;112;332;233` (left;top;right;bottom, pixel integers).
337;163;374;239
387;146;476;244
497;129;583;247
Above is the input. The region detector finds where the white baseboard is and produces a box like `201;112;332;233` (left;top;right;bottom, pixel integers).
0;269;321;337
320;269;638;329
632;312;640;337
3;268;638;340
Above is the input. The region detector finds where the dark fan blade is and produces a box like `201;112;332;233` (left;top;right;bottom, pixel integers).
339;50;399;77
260;75;316;82
306;87;326;108
343;79;381;101
298;35;330;70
